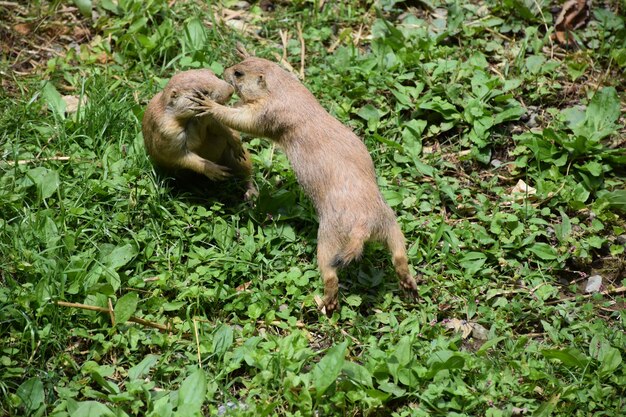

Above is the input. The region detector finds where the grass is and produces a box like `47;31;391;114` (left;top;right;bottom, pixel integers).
1;0;625;416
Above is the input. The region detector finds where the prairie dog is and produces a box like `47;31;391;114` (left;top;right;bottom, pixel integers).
142;69;256;199
190;56;419;314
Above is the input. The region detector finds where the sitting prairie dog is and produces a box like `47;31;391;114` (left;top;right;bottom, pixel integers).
142;69;256;199
190;52;419;314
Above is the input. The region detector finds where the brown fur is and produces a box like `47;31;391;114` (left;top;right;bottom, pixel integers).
190;58;418;314
142;69;256;199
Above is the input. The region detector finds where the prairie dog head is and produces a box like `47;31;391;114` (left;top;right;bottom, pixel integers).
223;57;300;103
163;69;234;119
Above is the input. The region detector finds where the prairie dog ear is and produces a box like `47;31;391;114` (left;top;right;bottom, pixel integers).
235;42;251;59
257;74;266;89
170;88;178;98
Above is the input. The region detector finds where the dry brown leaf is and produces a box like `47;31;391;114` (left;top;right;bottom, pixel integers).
510;179;537;199
444;318;474;339
13;23;32;36
62;95;88;114
236;281;252;292
554;0;591;46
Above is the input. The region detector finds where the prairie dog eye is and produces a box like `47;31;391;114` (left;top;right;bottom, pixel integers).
233;70;244;78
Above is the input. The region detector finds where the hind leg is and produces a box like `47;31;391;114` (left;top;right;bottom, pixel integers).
386;220;418;294
317;241;340;315
220;146;257;201
316;226;346;315
317;224;368;315
181;152;231;180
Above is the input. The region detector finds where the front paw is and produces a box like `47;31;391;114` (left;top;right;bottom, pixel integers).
188;89;217;116
203;162;231;181
230;142;246;160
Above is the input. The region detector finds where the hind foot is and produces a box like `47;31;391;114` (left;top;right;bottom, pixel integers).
400;273;420;298
320;293;339;317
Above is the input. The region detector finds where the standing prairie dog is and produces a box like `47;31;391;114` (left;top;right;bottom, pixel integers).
190;55;419;314
142;69;256;199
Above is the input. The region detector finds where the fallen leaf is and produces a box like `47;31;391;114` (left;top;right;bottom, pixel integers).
62;95;88;114
554;0;591;46
13;23;31;35
313;295;324;307
236;281;252;292
444;318;474;339
510;179;537;199
584;275;602;293
471;323;489;341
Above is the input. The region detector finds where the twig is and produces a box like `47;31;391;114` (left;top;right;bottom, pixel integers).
296;22;305;80
193;318;202;367
56;300;171;332
530;0;555;59
1;156;71;166
524;332;547;338
278;29;289;62
353;24;364;48
108;298;115;326
547;286;626;305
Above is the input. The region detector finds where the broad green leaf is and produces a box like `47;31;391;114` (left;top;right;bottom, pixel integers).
212;324;234;356
213;218;234;249
493;105;525;125
90;371;120;394
579;160;603;177
534;394;560;417
148;395;173;417
114;292;138;325
426;350;465;378
184;18;207;51
73;0;92;17
41;82;66;118
312;340;349;397
554;210;571;242
393;336;413;367
561;106;586;129
397;367;420;388
596;190;626;212
459;251;487;275
378;380;406;397
128;354;160;380
103;244;137;269
412;159;434;177
342;361;373;387
177;368;207;411
128;17;148;34
388;336;412;380
356;104;380;123
476;337;505;356
71;401;115;417
401;120;425;160
598;346;622;375
419;97;460;119
504;0;538;20
16;377;44;412
584;87;620;135
527;243;558;260
541;348;590;368
525;55;546;74
402;119;427;143
26;167;60;200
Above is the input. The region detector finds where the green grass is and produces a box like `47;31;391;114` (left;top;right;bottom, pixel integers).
1;0;625;416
